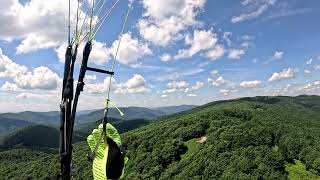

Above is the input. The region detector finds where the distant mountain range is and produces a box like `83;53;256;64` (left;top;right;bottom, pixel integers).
152;105;198;115
0;111;58;125
0;117;33;136
0;118;150;150
0;105;197;136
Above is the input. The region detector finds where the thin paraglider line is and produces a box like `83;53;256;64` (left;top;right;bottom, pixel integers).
78;31;90;45
93;0;105;13
90;0;133;160
78;0;119;44
80;12;89;43
77;0;96;44
70;0;83;45
74;0;81;44
107;0;132;99
94;0;108;26
90;0;120;40
89;0;96;40
68;0;71;45
79;0;103;43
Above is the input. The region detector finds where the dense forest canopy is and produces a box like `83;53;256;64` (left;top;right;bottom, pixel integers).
1;95;320;179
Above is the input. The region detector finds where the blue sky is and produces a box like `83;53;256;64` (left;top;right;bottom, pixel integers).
0;0;320;112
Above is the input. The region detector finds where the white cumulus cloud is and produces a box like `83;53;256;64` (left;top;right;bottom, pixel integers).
175;29;217;58
15;66;60;90
268;68;298;82
174;29;224;60
0;49;28;78
271;51;284;60
304;69;311;74
160;53;172;62
228;49;245;60
223;32;232;47
208;76;228;86
86;77;117;94
110;33;152;65
185;81;204;93
219;88;239;96
118;74;150;93
161;94;168;98
0;0;85;53
0;81;20;92
187;93;197;97
138;0;206;46
231;0;277;23
306;58;313;65
240;80;262;88
205;44;225;61
301;81;320;92
0;48;60;91
56;33;151;65
86;74;150;94
162;80;203;95
167;80;189;89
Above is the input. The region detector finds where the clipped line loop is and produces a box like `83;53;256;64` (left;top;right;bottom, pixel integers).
105;99;124;117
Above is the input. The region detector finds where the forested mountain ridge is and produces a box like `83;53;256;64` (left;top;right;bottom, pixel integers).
1;95;320;179
0;117;33;136
122;95;320;179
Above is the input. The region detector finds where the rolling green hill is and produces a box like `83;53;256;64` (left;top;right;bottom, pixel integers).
0;117;33;136
1;125;86;149
0;117;149;150
1;95;320;179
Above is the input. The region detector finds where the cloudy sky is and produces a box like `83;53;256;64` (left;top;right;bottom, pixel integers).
0;0;320;112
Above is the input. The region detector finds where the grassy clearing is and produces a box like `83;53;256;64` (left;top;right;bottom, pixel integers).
181;137;202;160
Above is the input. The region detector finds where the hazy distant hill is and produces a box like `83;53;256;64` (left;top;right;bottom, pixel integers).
0;109;103;125
0;105;197;135
76;105;197;124
0;111;58;125
152;105;197;115
1;125;86;149
0;117;33;136
76;107;163;124
76;109;99;116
